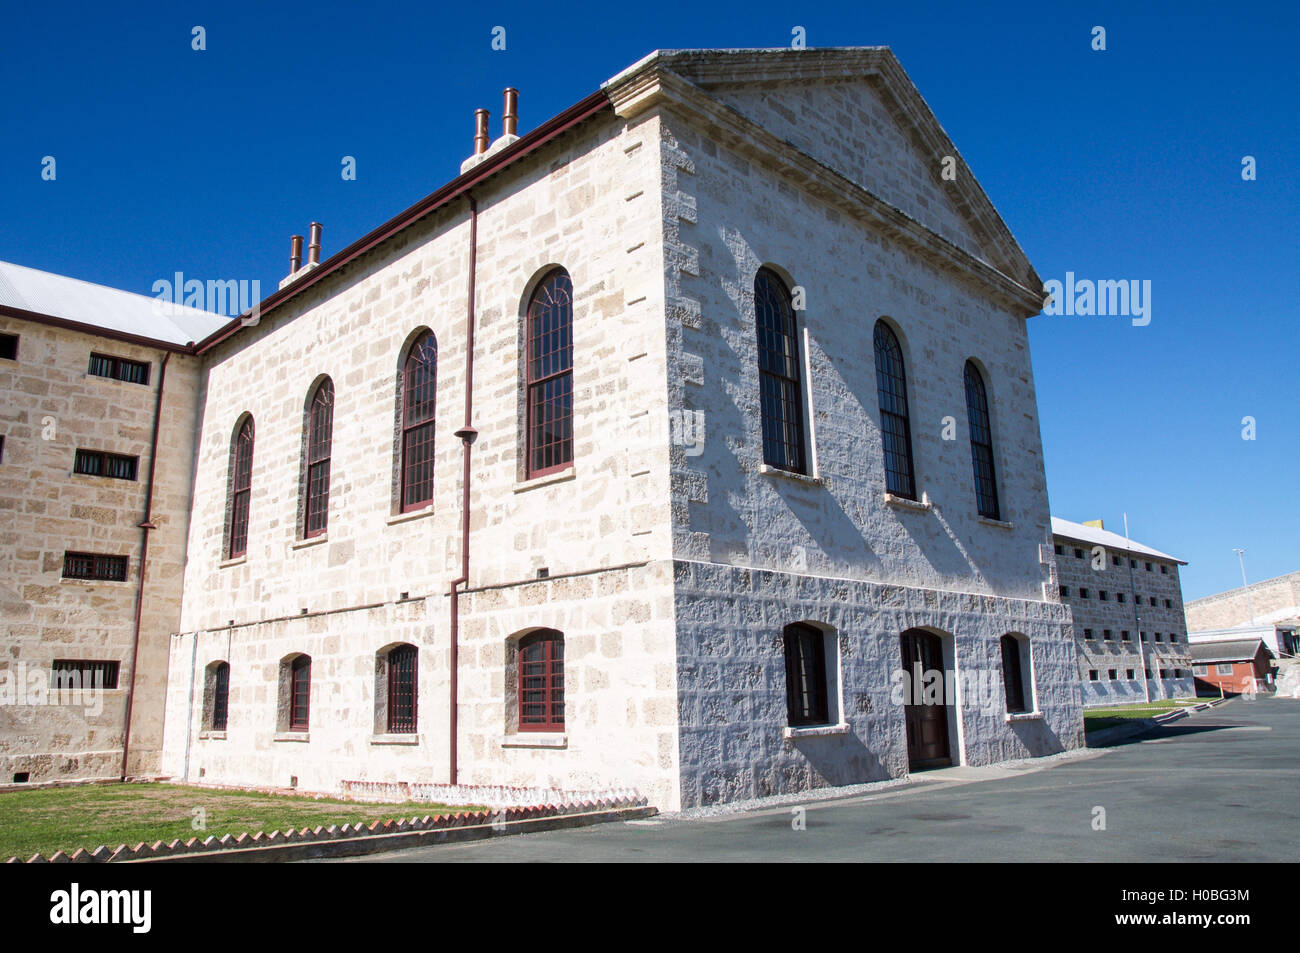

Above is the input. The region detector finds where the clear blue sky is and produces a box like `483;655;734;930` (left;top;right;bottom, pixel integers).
2;1;1295;601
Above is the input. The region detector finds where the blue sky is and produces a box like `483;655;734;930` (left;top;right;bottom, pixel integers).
2;0;1295;601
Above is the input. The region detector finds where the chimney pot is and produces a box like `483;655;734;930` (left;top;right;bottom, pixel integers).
503;88;519;137
474;109;490;155
308;222;323;265
290;235;304;274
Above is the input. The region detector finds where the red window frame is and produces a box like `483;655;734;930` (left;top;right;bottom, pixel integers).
73;448;139;481
289;655;311;731
518;629;564;732
400;333;437;512
62;551;129;582
228;417;254;558
88;352;150;385
525;270;574;479
386;645;418;733
304;379;334;536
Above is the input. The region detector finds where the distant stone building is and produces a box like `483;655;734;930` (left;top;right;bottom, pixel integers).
1051;517;1194;706
1186;571;1300;658
5;48;1086;808
0;262;224;782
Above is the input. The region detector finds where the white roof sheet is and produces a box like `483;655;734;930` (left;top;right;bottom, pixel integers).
1050;516;1185;564
0;259;228;347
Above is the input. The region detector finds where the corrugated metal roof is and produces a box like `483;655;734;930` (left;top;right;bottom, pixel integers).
0;260;228;347
1050;516;1185;564
1189;639;1268;663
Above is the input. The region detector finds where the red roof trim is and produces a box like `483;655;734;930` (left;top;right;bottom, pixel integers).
195;90;614;355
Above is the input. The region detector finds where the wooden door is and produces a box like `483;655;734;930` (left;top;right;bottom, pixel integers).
900;629;951;769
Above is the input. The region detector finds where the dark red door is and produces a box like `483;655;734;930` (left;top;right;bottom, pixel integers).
900;629;951;769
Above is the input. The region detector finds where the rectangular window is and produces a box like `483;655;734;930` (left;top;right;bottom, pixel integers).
1193;665;1207;676
1099;590;1108;601
0;434;5;463
0;333;17;360
62;552;128;581
1126;670;1135;680
1164;599;1172;609
73;449;139;481
88;352;150;385
1161;565;1168;574
1083;628;1094;639
1059;586;1070;598
1103;629;1112;641
1088;670;1099;682
1117;593;1126;603
1108;669;1118;681
386;646;418;734
1074;548;1084;559
289;657;311;731
1122;630;1131;642
1215;663;1234;676
1054;544;1063;555
50;659;119;690
1145;562;1153;571
1079;588;1089;599
1130;559;1137;568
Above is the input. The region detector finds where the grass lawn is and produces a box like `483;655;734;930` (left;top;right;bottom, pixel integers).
0;782;478;861
1083;697;1204;733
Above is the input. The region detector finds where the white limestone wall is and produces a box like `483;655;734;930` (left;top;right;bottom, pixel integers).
164;108;681;800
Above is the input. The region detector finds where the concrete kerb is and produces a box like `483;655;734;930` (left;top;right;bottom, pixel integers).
1085;697;1229;747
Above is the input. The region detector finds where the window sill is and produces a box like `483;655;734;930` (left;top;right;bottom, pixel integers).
273;731;310;742
782;722;851;739
292;534;328;550
1005;710;1043;723
513;468;576;493
501;733;567;749
884;492;931;512
199;730;227;741
759;464;824;487
219;556;247;569
978;516;1014;530
371;733;420;746
387;506;434;526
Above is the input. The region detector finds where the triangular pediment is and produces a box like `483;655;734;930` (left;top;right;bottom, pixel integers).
606;48;1039;294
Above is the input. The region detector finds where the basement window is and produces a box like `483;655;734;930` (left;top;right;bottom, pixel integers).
73;449;139;481
88;352;150;385
51;660;120;690
0;333;17;360
62;551;128;581
12;772;29;784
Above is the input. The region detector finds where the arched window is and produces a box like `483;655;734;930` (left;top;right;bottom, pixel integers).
525;269;574;478
1001;635;1028;714
518;629;564;731
382;644;418;734
227;416;254;558
400;332;437;511
873;321;915;499
963;361;999;520
284;655;311;731
755;269;805;473
304;378;334;536
203;661;230;733
783;623;829;727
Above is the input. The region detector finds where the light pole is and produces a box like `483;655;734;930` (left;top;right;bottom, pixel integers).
1233;548;1255;625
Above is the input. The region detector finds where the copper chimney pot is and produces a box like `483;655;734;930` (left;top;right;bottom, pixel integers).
474;109;490;155
308;222;323;265
290;235;304;274
503;88;518;137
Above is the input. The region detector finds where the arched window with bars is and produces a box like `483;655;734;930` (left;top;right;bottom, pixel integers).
873;321;915;499
963;361;999;520
226;416;254;558
399;332;438;511
525;269;574;478
754;268;806;473
303;377;334;536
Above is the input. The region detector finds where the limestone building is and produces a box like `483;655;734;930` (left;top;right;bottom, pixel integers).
0;262;224;781
6;47;1086;809
1051;517;1194;705
1186;570;1300;658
